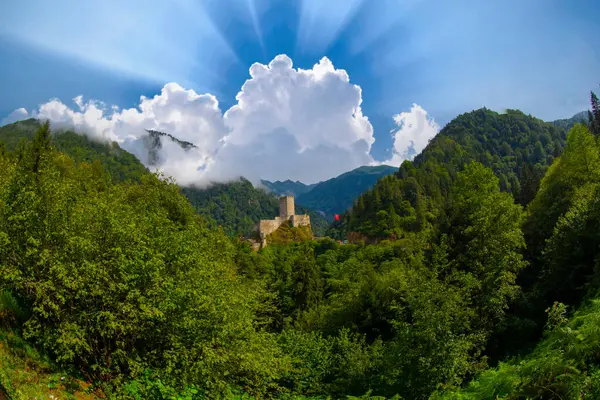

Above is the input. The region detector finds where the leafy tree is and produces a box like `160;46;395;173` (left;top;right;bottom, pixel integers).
0;124;288;397
440;162;527;331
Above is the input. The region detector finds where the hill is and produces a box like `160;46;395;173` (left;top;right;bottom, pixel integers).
182;179;328;237
0;119;148;183
333;108;570;239
550;110;588;131
260;179;317;197
295;165;397;221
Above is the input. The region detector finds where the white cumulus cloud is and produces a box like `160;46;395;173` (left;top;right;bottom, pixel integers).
384;104;440;167
214;55;375;183
2;55;436;185
1;108;29;126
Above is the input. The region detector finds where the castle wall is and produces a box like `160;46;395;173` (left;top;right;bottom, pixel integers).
259;219;282;239
291;214;310;227
280;196;295;219
255;196;310;249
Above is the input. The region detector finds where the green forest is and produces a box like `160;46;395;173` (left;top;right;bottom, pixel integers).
1;91;600;400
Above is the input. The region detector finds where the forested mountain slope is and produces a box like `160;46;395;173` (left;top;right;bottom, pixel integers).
0;119;148;182
332;108;570;239
294;165;397;221
550;110;588;131
261;179;317;197
183;179;328;237
434;116;600;399
0;119;327;237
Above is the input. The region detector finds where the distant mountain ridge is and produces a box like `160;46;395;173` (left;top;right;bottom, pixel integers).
549;111;588;131
262;165;398;221
260;179;317;197
296;165;398;220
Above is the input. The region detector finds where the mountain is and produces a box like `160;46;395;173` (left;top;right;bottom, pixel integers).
0;119;148;182
182;179;328;237
0;120;328;238
143;129;197;165
549;110;588;131
295;165;398;221
260;179;317;197
333;108;570;239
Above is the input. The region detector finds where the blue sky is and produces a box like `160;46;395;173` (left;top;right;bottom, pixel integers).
1;0;599;169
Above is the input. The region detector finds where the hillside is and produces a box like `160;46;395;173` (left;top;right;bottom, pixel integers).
0;327;99;399
550;110;588;131
295;165;397;221
1;120;328;239
333;108;570;239
182;179;328;237
0;119;148;183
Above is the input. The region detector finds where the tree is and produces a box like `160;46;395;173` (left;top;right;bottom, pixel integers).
589;90;600;136
441;162;527;331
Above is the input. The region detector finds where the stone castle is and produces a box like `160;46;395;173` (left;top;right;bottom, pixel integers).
257;195;310;247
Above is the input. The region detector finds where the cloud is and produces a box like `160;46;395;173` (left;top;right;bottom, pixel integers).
1;108;29;126
2;55;395;185
216;55;375;183
383;104;439;167
33;83;229;186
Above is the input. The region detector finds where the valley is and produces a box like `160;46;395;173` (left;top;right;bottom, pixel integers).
0;95;599;399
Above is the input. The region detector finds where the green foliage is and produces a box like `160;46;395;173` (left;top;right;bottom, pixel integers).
434;297;600;400
0;124;288;397
336;108;568;240
278;329;382;397
4;97;600;400
267;221;314;245
0;329;98;399
248;221;521;399
0;118;148;183
183;179;328;237
441;162;527;331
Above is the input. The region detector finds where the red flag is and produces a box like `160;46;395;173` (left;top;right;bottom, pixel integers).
334;214;340;221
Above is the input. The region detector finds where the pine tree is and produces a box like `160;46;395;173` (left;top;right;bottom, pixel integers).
589;90;600;136
28;120;53;173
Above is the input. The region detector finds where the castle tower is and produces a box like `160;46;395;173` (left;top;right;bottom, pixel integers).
279;195;295;220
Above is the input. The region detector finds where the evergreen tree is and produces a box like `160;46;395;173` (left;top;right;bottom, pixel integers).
589;90;600;136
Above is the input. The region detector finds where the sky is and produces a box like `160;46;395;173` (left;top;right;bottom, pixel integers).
0;0;599;185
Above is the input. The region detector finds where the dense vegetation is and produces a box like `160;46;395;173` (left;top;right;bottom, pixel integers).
261;179;316;197
0;119;148;183
0;122;286;398
330;108;570;240
1;91;600;399
183;180;328;237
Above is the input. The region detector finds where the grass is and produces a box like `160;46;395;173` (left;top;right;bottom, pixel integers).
0;329;100;400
